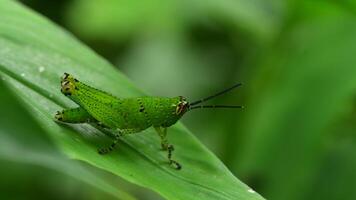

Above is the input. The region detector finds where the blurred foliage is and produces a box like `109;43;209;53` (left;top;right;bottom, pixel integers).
237;4;356;200
6;0;356;199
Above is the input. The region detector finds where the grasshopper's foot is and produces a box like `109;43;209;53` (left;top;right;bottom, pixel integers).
98;147;112;155
98;135;120;155
98;143;116;155
170;160;182;170
167;144;182;170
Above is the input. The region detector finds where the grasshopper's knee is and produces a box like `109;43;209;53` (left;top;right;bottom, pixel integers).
168;144;174;151
161;142;169;150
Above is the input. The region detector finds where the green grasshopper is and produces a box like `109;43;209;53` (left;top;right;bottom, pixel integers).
55;73;243;169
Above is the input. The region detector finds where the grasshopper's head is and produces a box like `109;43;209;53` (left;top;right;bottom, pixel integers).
160;96;190;127
60;73;79;96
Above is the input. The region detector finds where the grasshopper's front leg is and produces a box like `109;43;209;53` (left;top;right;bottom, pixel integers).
55;107;96;123
154;127;182;170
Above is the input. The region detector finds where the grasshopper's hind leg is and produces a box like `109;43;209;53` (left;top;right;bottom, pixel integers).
55;107;96;123
154;127;182;170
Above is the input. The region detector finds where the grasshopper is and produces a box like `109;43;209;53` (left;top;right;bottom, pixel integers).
55;73;243;169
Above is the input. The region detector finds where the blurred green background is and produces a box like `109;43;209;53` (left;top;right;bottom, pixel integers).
2;0;356;199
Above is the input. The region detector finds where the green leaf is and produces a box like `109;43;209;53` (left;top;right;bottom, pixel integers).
0;1;263;200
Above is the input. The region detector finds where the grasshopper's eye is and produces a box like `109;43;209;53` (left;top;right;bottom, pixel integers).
176;97;189;115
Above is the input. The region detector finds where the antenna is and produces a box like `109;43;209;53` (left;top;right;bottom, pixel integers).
189;83;242;106
189;105;244;110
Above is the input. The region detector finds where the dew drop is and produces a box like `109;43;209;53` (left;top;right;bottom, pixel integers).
21;73;25;77
38;66;45;73
248;189;256;194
